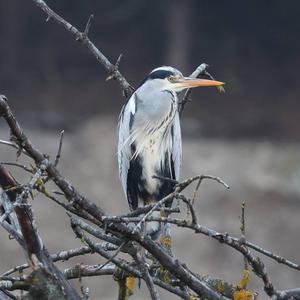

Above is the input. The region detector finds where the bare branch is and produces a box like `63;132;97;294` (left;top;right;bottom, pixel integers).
276;288;300;300
83;14;93;36
71;224;192;299
0;189;24;246
63;263;114;280
54;130;64;167
2;245;96;277
104;213;300;274
176;194;198;225
244;241;300;271
176;174;230;192
0;163;82;299
0;162;33;174
0;288;17;300
240;201;248;271
179;63;225;113
31;0;134;97
179;63;209;113
1;94;299;299
134;254;160;300
132;191;177;235
0;95;106;220
69;215;134;254
0;140;29;157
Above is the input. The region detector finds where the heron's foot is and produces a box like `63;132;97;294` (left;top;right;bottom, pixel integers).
126;276;136;297
159;235;173;255
156;266;171;284
137;242;148;264
159;208;173;255
114;267;136;299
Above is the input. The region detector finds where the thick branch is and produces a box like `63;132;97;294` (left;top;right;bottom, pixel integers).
0;96;265;299
72;225;191;299
0;288;16;300
1;95;298;299
0;162;81;299
134;254;160;300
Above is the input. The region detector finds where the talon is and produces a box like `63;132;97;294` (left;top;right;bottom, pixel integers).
159;267;171;284
126;276;136;296
160;208;166;218
159;236;172;248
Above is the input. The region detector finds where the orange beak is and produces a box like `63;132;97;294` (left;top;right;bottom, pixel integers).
174;77;225;89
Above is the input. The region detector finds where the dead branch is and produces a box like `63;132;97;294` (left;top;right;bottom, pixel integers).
0;288;17;300
31;0;134;97
54;130;64;167
0;163;81;299
1;94;300;298
179;63;209;113
2;244;107;277
1;94;227;299
133;254;160;300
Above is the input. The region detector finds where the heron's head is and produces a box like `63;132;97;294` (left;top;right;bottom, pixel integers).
144;66;224;93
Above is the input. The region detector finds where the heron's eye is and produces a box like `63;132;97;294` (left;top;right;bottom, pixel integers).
168;76;176;82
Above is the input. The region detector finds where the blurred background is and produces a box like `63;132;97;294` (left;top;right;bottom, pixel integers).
0;0;300;299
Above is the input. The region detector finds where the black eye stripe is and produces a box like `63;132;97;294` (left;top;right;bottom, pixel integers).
148;70;174;80
137;69;176;88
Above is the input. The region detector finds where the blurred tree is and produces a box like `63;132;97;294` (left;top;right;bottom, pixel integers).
0;0;300;140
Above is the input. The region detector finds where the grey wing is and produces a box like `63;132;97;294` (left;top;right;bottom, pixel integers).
117;95;136;196
172;112;182;181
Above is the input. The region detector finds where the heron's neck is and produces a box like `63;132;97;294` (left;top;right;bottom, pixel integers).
129;91;178;159
153;91;177;131
135;87;177;124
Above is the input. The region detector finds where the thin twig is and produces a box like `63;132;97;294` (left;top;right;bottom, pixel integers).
275;288;300;300
132;215;276;297
134;254;160;300
179;63;209;113
54;130;64;167
31;0;133;97
0;140;29;157
83;14;93;36
70;216;135;256
2;244;104;277
176;194;198;225
132;192;177;234
0;162;33;174
0;164;46;225
1;95;297;299
102;214;300;272
240;201;248;271
1;262;192;299
0;288;17;300
176;174;230;193
71;225;192;299
97;241;128;271
179;63;225;114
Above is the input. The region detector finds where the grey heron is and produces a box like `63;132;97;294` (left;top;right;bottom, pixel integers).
118;66;224;239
